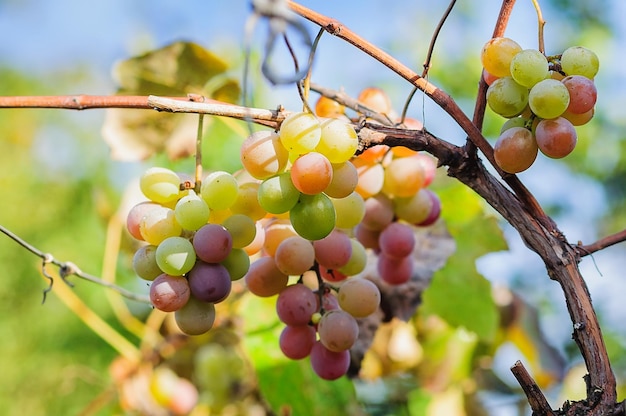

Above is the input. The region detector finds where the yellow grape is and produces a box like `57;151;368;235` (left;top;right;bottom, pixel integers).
382;155;426;197
316;118;358;163
279;112;322;154
481;37;522;78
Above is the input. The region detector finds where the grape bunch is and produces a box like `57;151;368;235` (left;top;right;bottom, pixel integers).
126;85;443;381
481;37;599;173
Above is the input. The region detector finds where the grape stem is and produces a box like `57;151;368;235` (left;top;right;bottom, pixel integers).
531;0;547;54
0;223;151;304
195;114;204;192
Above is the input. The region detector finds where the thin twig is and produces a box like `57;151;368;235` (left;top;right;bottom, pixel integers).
576;229;626;257
510;360;556;416
531;0;546;54
0;224;150;303
195;114;205;192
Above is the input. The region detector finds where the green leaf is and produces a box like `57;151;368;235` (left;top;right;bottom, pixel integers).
101;41;241;161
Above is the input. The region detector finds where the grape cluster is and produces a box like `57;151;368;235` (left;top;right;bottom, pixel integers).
481;37;599;173
126;85;442;381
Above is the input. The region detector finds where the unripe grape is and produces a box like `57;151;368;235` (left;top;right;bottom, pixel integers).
258;172;300;214
140;167;182;204
315;95;345;118
486;77;529;118
175;191;209;231
529;79;570;119
338;239;367;276
174;295;216;335
201;171;239;210
155;236;196;276
132;244;162;281
290;193;336;241
331;192;365;230
353;158;385;199
220;248;250;281
139;206;182;246
561;46;599;79
393;189;432;224
230;182;266;221
316;118;358;163
263;219;297;256
510;49;549;88
382;155;426;197
127;201;161;241
338;278;381;318
279;112;322;154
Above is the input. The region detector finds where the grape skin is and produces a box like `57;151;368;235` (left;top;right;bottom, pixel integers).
244;256;289;297
240;131;289;180
561;46;599;79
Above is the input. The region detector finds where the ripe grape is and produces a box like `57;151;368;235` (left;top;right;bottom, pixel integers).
486;76;529;118
318;310;359;352
313;229;352;270
274;236;315;276
140;167;182;204
358;87;393;114
535;117;577;158
361;193;394;231
510;49;548;88
354;223;381;250
230;182;266;221
290;152;333;195
257;172;300;214
174;295;216;336
309;341;350;381
379;222;416;259
331;191;365;229
561;75;597;114
528;79;570;119
290;193;336;241
201;171;239;210
315;96;345;118
279;112;322;154
493;126;538;173
377;253;413;285
193;223;232;263
220;248;250;281
155;236;196;276
324;161;359;199
126;201;161;240
562;108;594;126
132;244;162;281
338;278;381;318
382;155;426;197
316;118;358;163
222;214;257;249
188;261;232;304
279;325;316;360
240;130;289;180
353;157;385;199
416;190;442;226
263;219;298;256
338;239;367;276
244;256;289;297
139;206;182;246
150;273;191;312
174;191;209;231
276;283;318;325
481;37;522;78
560;46;599;79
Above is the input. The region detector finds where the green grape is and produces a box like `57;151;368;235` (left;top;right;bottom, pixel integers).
338;239;367;276
510;49;549;87
481;37;522;78
220;248;250;281
201;171;239;210
279;112;322;154
175;191;209;231
222;213;257;248
140;167;181;204
486;77;529;118
174;295;216;336
290;193;336;241
529;79;570;119
257;172;300;214
500;116;529;133
155;236;196;276
230;182;266;221
132;244;162;281
561;46;599;79
316;118;358;163
331;191;365;229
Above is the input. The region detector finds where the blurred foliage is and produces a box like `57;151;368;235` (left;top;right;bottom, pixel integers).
1;2;626;416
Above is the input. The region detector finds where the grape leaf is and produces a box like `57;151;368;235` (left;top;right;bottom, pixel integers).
101;41;240;161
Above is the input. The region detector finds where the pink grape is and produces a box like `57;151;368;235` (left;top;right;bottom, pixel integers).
276;284;318;325
150;274;191;312
318;309;359;352
354;223;380;250
244;256;289;297
274;236;315;276
315;290;341;312
192;224;232;263
126;201;160;241
313;230;352;270
310;341;351;381
379;222;416;259
416;190;442;226
187;261;232;303
562;75;597;114
535;117;577;159
377;253;413;285
361;193;394;231
279;325;317;360
290;152;333;195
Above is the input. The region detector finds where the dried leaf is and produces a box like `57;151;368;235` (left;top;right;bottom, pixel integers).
101;41;240;161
